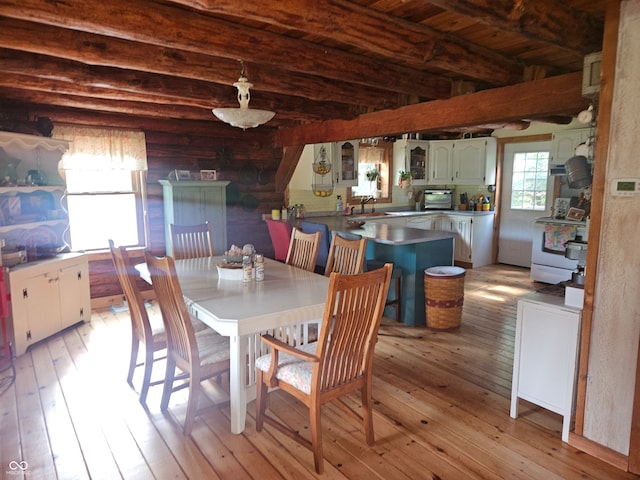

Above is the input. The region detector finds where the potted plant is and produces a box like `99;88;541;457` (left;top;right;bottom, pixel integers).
365;169;380;182
399;170;412;188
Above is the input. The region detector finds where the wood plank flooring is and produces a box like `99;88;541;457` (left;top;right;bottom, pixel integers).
0;264;634;479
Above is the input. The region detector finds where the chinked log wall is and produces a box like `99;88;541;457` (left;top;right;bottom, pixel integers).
85;120;284;301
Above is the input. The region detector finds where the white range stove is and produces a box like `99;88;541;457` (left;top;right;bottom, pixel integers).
530;217;589;284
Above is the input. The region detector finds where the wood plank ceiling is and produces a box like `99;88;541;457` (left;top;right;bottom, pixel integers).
0;0;604;139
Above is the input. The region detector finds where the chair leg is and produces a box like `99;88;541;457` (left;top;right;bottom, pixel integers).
309;402;324;474
139;346;155;405
161;357;176;412
183;374;199;435
361;383;375;446
255;370;268;432
394;275;401;322
127;336;139;387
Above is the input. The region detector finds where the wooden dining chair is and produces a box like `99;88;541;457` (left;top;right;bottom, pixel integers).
255;263;392;473
109;239;167;405
285;227;321;272
170;222;214;259
300;220;331;273
144;251;231;435
324;231;368;276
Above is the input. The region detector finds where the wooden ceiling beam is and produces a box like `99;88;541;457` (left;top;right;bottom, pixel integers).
172;0;524;85
0;17;400;109
0;0;453;99
275;72;590;146
0;51;355;121
424;0;603;54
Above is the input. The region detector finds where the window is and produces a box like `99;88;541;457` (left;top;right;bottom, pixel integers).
55;126;148;251
510;151;549;210
347;140;392;206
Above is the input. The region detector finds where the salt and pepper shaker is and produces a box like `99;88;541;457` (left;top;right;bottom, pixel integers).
242;255;254;283
255;254;264;281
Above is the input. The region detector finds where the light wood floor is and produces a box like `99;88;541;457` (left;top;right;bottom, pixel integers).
0;264;634;479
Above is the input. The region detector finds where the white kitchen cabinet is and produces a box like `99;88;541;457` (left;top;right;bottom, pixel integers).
159;179;230;255
333;140;359;187
8;253;91;356
410;213;493;267
427;140;455;184
549;128;591;174
405;214;443;230
510;293;582;442
443;215;472;264
453;137;497;185
393;139;429;185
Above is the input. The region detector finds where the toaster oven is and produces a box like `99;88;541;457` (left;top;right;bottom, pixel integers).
423;189;453;210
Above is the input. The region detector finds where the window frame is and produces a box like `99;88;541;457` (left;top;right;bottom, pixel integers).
64;169;149;251
346;140;393;206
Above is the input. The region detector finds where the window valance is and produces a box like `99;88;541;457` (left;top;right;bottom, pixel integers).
55;125;148;171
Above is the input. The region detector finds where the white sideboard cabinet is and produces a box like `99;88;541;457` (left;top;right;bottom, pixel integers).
510;292;582;442
8;253;91;356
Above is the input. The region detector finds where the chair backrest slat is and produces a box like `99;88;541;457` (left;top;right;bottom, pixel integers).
109;240;153;342
286;227;321;272
324;232;367;276
144;252;199;370
300;221;331;269
170;222;214;260
314;264;392;393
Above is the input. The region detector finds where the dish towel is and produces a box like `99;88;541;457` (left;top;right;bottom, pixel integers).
543;224;577;253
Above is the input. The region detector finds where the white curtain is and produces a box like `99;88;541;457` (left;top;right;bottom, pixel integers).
54;125;147;171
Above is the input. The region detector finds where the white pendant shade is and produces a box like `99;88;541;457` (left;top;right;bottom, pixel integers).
212;74;275;129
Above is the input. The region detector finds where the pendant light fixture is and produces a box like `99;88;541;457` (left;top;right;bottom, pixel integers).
212;61;275;130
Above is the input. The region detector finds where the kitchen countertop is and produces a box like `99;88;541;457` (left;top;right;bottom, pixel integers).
295;214;455;246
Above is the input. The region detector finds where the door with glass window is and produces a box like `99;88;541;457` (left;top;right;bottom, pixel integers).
498;141;552;267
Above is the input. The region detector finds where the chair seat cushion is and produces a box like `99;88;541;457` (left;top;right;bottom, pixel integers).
255;342;318;394
196;329;231;366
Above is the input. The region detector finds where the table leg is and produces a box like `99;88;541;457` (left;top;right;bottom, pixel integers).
229;334;247;434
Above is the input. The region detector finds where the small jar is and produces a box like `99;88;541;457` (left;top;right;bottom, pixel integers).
242;255;254;283
255;254;264;281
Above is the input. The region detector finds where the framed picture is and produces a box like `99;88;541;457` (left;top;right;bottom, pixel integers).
200;169;217;181
566;207;586;221
175;169;191;181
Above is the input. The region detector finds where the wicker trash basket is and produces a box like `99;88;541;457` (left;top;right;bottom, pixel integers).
424;266;466;330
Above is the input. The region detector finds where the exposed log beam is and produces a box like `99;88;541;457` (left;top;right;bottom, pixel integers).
424;0;603;53
0;17;401;109
276;145;305;193
0;101;274;138
275;72;589;146
171;0;524;85
0;50;355;121
0;0;453;99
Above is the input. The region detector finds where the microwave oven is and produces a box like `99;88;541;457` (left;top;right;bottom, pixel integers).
423;189;453;210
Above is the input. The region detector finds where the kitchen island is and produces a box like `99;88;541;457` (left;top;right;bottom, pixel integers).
299;215;455;326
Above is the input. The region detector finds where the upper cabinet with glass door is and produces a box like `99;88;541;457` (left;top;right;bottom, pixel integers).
393;139;429;186
333;140;359;187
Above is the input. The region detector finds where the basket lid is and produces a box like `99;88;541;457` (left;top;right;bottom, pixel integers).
424;266;465;277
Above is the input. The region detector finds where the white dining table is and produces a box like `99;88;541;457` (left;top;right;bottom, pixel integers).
136;255;329;434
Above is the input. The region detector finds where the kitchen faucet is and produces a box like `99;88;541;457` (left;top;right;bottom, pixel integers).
360;195;376;214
